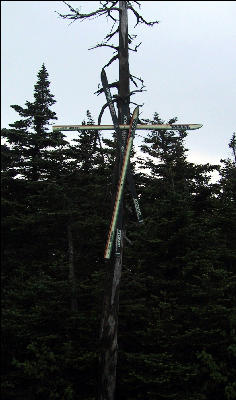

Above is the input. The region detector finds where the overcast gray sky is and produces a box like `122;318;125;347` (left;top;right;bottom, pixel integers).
2;1;236;167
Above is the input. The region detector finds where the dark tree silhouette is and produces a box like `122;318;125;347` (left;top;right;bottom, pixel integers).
57;2;158;399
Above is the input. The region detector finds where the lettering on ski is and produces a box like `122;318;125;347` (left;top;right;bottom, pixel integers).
115;102;130;256
104;106;139;259
115;229;122;255
115;109;126;257
120;104;129;148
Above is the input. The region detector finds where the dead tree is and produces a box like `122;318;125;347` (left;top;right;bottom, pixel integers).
57;2;158;399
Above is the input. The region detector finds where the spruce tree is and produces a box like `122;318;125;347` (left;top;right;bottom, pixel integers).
1;64;67;273
2;95;112;399
115;114;235;400
2;63;66;181
1;65;69;399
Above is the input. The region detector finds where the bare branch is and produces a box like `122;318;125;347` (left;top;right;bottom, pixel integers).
129;74;145;97
107;8;119;23
56;2;105;21
104;27;119;42
98;99;118;125
94;81;119;96
100;1;119;8
130;89;147;97
128;33;137;43
103;54;119;69
89;43;118;52
57;1;120;22
128;4;159;28
130;101;144;108
98;103;108;125
129;1;141;8
56;1;159;117
130;74;144;87
128;42;142;52
130;75;138;88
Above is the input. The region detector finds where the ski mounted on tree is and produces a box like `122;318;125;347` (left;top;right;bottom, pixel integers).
101;68;143;227
53;124;203;132
114;75;130;257
100;67;130;257
51;73;203;259
104;106;139;260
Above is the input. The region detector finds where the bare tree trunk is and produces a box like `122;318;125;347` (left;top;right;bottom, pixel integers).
118;1;130;118
98;2;130;399
67;220;78;312
98;232;124;400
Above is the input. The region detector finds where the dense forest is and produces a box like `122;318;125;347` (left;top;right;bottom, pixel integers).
1;64;236;400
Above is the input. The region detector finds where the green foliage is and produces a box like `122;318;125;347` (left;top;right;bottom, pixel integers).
2;73;236;400
1;64;67;182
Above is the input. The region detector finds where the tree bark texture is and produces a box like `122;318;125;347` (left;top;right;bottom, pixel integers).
98;2;130;400
98;233;124;400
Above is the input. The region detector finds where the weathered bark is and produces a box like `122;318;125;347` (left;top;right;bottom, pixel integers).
67;220;78;312
98;2;130;400
98;233;124;400
118;1;130;117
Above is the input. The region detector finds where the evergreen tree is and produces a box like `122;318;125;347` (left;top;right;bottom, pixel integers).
1;65;71;399
114;115;235;400
1;64;67;274
2;63;66;181
1;77;111;398
2;60;235;399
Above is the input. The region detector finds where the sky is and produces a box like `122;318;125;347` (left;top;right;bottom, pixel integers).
1;1;236;170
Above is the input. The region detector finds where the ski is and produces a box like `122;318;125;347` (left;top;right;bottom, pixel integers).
104;106;139;259
101;68;143;225
53;124;203;132
114;99;130;256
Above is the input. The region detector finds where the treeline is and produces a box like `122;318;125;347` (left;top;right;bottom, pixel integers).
1;65;236;400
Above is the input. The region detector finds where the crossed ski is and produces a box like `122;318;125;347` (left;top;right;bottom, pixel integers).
104;106;140;259
101;69;143;259
51;71;203;259
101;69;143;225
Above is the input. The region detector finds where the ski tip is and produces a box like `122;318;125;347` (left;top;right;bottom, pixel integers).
133;106;139;119
191;124;203;130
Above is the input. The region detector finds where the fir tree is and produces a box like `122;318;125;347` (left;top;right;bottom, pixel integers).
2;63;67;181
115;115;235;400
